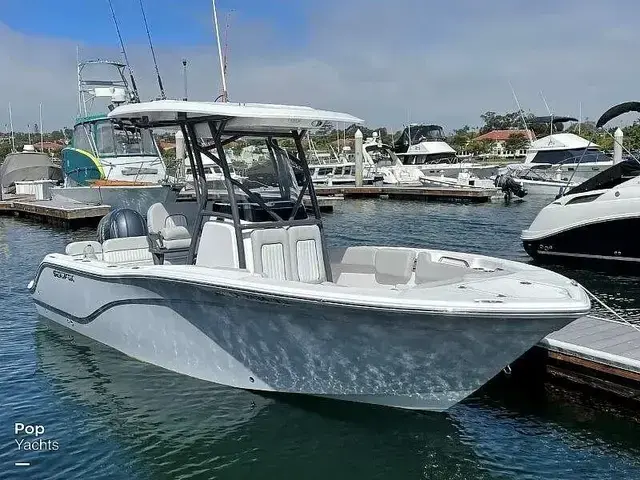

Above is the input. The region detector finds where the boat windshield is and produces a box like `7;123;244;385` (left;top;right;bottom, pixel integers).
238;138;301;202
530;148;610;165
95;120;158;157
565;159;640;195
365;144;396;166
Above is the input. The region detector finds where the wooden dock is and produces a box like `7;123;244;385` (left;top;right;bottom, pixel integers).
537;316;640;400
315;185;495;203
0;195;110;228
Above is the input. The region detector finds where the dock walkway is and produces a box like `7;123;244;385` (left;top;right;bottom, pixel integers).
539;315;640;398
0;195;110;227
315;185;495;203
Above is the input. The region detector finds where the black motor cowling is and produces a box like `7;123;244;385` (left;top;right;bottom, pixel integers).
97;208;147;243
494;174;527;199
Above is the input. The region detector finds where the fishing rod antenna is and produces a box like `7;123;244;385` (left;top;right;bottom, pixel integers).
107;0;140;103
139;0;166;100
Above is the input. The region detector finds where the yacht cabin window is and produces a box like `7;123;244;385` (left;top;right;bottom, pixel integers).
94;120;159;157
531;148;610;165
73;124;94;153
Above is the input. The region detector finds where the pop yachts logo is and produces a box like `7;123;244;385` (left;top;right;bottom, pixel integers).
14;423;59;451
53;270;74;282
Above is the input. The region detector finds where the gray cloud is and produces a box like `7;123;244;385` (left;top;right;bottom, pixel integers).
1;0;639;132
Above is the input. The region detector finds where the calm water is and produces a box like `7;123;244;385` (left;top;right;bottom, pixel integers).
2;197;640;479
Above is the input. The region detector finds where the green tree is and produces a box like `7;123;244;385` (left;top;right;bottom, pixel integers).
468;139;493;155
448;125;476;152
504;133;528;152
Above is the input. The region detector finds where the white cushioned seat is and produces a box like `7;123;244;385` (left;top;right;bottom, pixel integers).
147;202;192;252
329;246;377;266
159;225;191;249
251;229;290;280
374;248;416;285
102;236;153;265
148;203;188;231
414;251;469;284
65;241;103;260
288;225;326;283
196;221;239;268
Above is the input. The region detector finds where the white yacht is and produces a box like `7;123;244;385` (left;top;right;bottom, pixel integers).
30;100;590;411
51;60;175;213
394;124;498;178
500;117;612;195
522;103;640;268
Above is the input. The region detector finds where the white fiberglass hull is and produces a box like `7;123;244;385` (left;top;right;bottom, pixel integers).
515;179;577;196
418;164;499;179
30;256;586;411
51;184;177;214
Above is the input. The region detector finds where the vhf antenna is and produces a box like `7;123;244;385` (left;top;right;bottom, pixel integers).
107;0;140;102
139;0;166;99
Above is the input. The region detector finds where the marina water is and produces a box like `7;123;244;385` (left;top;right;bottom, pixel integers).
2;197;640;479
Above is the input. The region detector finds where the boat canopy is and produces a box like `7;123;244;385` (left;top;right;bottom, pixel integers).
531;116;578;124
596;101;640;128
108;100;362;133
108;100;362;277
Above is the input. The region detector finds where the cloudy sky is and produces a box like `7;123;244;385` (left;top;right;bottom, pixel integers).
0;0;638;132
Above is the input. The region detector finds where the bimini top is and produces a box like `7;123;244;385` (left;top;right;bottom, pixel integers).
108;100;363;133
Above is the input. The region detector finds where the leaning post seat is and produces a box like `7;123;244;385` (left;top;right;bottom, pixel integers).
146;203;192;264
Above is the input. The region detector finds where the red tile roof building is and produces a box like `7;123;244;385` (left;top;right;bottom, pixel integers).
474;129;535;142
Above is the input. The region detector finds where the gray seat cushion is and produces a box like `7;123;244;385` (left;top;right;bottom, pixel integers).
374;248;416;285
415;252;469;284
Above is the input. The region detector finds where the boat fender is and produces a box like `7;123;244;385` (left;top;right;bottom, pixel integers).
97;208;148;243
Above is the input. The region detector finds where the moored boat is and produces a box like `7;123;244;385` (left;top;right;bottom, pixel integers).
30;100;590;411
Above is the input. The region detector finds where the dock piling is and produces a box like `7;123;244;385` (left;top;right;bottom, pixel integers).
354;129;363;187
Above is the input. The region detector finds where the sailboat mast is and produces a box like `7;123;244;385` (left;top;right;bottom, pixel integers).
39;103;44;151
509;81;532;142
8;103;15;152
212;0;228;101
76;46;83;116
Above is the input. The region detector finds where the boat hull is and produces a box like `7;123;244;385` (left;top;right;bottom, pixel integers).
51;184;177;215
516;179;574;196
523;217;640;269
32;262;576;411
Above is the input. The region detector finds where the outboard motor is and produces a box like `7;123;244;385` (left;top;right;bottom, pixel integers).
97;208;147;243
494;174;527;200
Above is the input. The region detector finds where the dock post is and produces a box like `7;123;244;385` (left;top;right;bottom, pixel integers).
613;128;623;164
355;129;363;187
175;130;186;179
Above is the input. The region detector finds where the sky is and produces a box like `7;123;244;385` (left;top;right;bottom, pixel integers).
1;0;639;132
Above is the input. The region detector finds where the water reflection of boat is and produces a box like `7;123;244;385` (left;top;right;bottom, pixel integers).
35;320;271;474
34;320;640;479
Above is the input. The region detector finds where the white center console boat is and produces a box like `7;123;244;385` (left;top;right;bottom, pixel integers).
30;100;590;411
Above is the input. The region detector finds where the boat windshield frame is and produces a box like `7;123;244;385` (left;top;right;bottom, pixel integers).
136;114;331;277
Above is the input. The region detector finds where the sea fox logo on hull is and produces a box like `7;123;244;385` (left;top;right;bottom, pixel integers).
53;270;75;282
